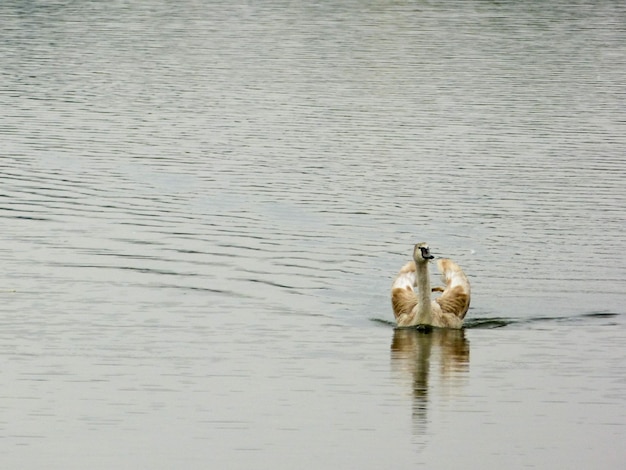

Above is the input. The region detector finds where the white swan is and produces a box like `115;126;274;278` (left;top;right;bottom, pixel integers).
391;243;471;329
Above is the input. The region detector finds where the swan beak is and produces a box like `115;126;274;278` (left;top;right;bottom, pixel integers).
420;246;435;260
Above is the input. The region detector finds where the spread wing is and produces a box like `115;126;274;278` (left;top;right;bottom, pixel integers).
435;258;471;320
391;261;418;325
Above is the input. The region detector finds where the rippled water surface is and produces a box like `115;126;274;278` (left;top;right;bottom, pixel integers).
2;1;625;468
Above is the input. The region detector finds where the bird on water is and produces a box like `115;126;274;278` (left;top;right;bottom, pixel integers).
391;243;471;329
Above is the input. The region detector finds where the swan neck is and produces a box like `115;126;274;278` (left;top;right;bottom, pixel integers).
415;261;432;324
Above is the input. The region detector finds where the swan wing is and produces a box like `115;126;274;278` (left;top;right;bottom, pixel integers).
435;258;471;319
391;261;418;325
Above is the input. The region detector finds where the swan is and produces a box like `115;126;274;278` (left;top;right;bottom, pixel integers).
391;243;471;329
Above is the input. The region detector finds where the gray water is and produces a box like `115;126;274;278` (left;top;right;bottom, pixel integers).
2;0;626;468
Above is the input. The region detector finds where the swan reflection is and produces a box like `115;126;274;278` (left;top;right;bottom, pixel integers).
390;327;470;434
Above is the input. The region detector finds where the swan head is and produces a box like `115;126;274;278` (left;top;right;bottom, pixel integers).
413;242;435;263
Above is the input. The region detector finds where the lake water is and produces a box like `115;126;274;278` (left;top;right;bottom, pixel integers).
1;0;625;468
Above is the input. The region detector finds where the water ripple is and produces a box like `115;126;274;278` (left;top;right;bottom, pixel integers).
1;1;625;467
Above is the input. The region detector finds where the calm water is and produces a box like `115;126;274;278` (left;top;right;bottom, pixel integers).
1;0;626;468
